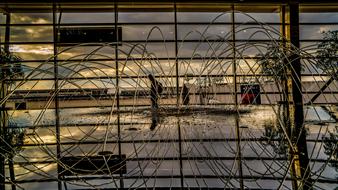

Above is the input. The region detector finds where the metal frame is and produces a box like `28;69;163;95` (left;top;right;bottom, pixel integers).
0;1;337;190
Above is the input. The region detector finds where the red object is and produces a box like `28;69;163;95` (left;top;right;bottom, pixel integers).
241;93;256;104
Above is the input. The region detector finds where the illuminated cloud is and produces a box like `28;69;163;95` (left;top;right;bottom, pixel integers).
11;13;52;24
79;68;116;78
10;45;53;55
318;26;332;33
10;26;52;42
32;18;50;24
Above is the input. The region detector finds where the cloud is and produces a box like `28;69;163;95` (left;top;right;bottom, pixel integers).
10;45;53;55
79;68;116;77
11;13;52;24
10;26;52;42
318;26;332;33
32;18;49;24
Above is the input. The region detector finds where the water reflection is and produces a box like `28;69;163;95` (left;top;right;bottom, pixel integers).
3;104;337;189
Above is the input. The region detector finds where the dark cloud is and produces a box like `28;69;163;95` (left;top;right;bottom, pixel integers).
10;26;53;42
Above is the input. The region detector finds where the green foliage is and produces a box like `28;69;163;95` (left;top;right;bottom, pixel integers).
316;30;338;79
256;42;289;81
262;119;288;156
323;125;338;174
0;122;25;158
0;48;24;84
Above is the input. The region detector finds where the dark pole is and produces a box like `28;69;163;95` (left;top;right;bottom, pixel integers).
231;5;244;190
280;3;292;162
0;98;5;190
0;11;12;190
287;2;311;190
0;84;5;190
114;0;124;188
52;3;62;190
4;11;17;190
0;11;10;190
174;2;184;188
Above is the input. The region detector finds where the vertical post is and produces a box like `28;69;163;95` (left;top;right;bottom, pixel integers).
4;12;10;52
286;2;311;190
4;12;17;190
8;153;15;190
114;1;123;188
174;1;180;108
0;11;12;190
280;4;291;153
231;5;244;190
52;3;62;190
0;87;5;190
0;74;6;190
0;69;4;190
0;11;11;190
174;2;184;188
